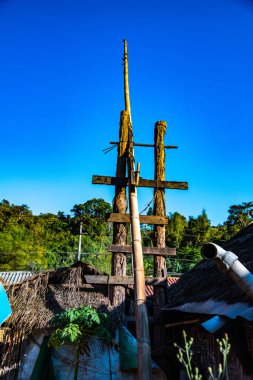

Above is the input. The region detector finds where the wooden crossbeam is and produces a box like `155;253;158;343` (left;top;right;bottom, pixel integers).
92;175;188;190
125;316;154;323
106;213;168;225
110;141;178;149
62;276;167;286
164;319;200;329
83;275;167;286
108;244;176;256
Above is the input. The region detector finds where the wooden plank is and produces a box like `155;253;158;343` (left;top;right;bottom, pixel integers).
93;175;127;186
164;319;200;329
110;141;178;149
108;244;176;256
106;213;168;225
92;175;188;190
82;275;167;286
125;316;154;323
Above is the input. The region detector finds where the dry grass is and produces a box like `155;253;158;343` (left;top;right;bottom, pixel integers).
6;264;113;335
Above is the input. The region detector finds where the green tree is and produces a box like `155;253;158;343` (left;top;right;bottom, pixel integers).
0;200;47;270
71;198;112;239
225;201;253;235
0;198;114;271
166;212;188;248
184;210;211;247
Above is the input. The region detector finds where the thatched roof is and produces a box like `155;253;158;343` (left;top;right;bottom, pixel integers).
164;222;253;310
5;262;113;335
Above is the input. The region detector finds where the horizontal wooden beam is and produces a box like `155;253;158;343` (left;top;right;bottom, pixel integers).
92;175;188;190
125;315;154;323
106;213;168;225
108;244;176;256
110;141;178;149
83;275;168;286
164;319;200;329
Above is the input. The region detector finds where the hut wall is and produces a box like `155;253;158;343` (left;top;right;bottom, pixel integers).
19;334;44;380
52;337;137;380
0;329;23;380
164;324;251;380
18;334;166;380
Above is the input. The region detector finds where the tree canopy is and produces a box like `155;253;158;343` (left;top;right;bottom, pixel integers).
0;198;252;273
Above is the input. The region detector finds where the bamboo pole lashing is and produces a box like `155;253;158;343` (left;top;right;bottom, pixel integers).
123;39;152;380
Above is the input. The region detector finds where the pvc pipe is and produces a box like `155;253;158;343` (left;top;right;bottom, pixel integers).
202;243;253;302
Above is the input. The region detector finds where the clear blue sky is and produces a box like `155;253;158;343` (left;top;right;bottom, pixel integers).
0;0;252;225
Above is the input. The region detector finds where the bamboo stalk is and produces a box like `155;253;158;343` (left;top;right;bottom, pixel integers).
123;39;131;121
123;39;152;380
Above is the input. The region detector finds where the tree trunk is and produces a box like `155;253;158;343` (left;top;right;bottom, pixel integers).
111;110;129;315
153;120;167;348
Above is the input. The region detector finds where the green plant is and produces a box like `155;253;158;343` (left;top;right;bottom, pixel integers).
208;334;230;380
48;306;116;380
174;331;230;380
174;330;202;380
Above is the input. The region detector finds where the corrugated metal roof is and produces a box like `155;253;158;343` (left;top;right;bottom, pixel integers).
167;277;180;286
128;276;180;297
0;271;33;285
163;300;253;321
0;271;181;290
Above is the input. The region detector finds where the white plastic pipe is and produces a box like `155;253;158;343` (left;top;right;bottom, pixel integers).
202;243;253;302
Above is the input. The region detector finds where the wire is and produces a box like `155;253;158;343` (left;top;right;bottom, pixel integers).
139;196;155;215
0;251;199;263
102;144;117;154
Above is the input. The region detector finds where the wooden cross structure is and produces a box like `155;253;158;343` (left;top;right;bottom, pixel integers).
91;40;188;380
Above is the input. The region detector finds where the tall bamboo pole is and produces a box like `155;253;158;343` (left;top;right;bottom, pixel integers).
111;110;129;314
153;120;167;348
123;39;152;380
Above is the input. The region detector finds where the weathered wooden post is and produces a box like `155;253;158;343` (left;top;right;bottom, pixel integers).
153;120;168;347
110;110;129;313
124;39;152;380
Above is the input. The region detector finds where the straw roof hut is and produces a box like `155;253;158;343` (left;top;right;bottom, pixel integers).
0;262;166;380
4;263;111;335
0;262;113;379
161;223;253;380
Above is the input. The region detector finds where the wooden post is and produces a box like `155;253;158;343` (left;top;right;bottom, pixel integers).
123;39;152;380
110;110;129;314
77;222;82;261
153;120;168;348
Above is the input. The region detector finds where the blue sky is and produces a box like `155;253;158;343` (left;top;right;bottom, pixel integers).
0;0;252;225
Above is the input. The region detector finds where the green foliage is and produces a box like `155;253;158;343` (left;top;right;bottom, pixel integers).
0;200;48;270
0;198;112;271
0;198;252;274
166;212;188;248
226;201;253;235
209;334;230;380
48;306;116;380
184;210;211;247
174;330;201;380
174;331;230;380
71;198;112;238
49;306;103;349
177;246;202;261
